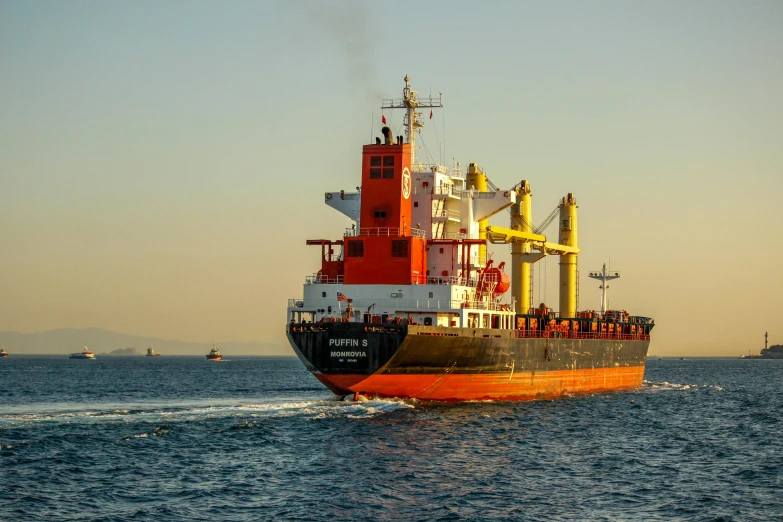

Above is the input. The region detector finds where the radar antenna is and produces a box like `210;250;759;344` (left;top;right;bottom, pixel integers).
381;74;443;165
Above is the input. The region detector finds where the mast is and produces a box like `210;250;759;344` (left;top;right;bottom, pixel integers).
381;75;443;166
588;263;620;314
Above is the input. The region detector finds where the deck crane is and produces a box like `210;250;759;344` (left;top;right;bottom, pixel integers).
483;177;580;318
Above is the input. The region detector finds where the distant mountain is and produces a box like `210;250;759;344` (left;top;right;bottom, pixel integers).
0;328;292;356
106;347;141;356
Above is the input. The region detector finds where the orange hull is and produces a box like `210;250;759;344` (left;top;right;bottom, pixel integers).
315;366;645;401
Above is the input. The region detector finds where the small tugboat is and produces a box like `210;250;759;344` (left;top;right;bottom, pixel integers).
0;346;8;358
206;342;222;361
146;346;161;357
69;346;96;360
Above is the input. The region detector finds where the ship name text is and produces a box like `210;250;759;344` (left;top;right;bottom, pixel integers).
329;339;368;348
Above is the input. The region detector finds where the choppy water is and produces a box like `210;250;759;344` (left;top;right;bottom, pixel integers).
1;356;780;521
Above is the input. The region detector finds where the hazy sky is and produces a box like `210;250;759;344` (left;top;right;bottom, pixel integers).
1;1;781;355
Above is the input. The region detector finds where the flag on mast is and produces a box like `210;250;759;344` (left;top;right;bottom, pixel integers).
337;292;349;302
429;110;433;119
382;115;386;125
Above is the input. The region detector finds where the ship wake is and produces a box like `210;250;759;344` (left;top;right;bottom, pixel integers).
642;380;725;392
0;396;414;428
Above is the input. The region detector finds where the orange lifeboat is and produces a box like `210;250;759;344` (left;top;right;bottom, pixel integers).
480;261;510;295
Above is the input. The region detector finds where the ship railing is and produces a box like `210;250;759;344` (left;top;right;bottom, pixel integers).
288;322;405;333
344;227;427;239
338;298;506;312
461;300;512;312
523;311;561;319
459;190;505;200
414;185;462;197
386;299;465;311
409;163;465;180
513;329;651;341
447;167;466;179
303;273;492;289
288;298;304;309
421;274;498;287
424;275;479;287
305;274;344;284
438;232;468;240
325;192;360;201
288;298;465;312
288;321;651;340
433;185;460;196
397;299;463;311
432;209;461;220
397;299;509;313
571;314;656;325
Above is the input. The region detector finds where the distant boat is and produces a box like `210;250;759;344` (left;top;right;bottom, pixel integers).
0;346;8;358
70;346;96;360
146;346;161;357
206;342;222;361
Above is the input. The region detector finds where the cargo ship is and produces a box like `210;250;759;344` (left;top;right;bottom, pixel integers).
286;76;654;401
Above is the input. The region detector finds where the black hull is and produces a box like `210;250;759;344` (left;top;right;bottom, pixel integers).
288;323;650;401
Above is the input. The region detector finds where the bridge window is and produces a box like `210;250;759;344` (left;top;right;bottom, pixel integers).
370;156;382;179
382;157;394;178
391;240;408;257
347;240;364;257
374;211;387;218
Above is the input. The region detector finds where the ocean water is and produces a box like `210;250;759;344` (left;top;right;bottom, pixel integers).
1;356;780;522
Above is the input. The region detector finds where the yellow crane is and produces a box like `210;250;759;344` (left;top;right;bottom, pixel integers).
485;185;579;318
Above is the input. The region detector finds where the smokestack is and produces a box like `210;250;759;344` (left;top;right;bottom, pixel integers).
382;126;392;145
376;137;381;145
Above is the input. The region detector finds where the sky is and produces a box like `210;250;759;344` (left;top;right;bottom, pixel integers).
1;1;781;356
